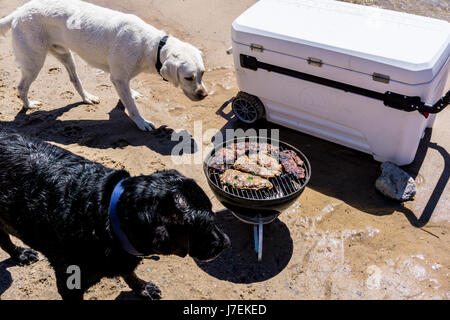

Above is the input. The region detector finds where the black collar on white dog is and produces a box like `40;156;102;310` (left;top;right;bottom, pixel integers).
156;35;169;81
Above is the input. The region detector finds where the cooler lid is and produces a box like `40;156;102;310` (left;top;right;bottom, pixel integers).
232;0;450;85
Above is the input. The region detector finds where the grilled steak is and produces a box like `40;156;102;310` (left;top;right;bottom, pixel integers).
208;148;236;172
249;152;282;172
250;142;279;155
234;155;281;178
235;142;248;156
279;150;305;179
220;169;273;190
225;141;280;156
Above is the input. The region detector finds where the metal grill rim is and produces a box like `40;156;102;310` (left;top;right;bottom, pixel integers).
204;137;311;202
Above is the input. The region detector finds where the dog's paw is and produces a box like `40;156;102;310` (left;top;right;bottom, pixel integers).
83;93;100;105
15;248;40;266
139;281;162;300
131;89;143;100
24;101;42;109
134;117;156;132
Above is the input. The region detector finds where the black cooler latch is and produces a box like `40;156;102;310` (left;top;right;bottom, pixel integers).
383;91;450;115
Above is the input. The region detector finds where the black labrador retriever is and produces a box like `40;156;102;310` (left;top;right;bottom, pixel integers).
0;130;230;300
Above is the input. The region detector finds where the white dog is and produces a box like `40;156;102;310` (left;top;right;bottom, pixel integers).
0;0;208;131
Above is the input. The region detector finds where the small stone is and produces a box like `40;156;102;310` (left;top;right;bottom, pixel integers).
375;162;416;202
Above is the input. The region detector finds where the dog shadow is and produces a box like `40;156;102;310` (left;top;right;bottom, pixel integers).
195;209;293;284
215;98;448;229
0;101;197;156
0;258;15;299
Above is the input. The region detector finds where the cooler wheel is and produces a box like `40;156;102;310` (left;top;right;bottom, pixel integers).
232;92;265;124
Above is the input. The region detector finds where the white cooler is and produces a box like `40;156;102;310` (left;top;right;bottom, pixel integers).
231;0;450;165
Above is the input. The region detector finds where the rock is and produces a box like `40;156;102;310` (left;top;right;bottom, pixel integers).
375;162;416;202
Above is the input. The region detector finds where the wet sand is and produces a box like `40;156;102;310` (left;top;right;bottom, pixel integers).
0;0;448;300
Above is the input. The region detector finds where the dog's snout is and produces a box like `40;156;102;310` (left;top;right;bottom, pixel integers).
195;89;208;100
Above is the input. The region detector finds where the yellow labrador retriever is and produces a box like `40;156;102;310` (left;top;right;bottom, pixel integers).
0;0;208;131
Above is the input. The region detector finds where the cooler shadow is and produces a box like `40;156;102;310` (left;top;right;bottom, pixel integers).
400;140;449;228
1;101;197;156
195;209;293;284
0;258;15;299
215;100;447;228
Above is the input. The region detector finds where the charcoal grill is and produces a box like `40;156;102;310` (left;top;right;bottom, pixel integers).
203;137;311;261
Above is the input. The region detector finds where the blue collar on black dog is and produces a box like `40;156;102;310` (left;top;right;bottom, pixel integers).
109;180;144;256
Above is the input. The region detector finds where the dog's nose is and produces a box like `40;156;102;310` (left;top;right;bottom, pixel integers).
195;90;208;99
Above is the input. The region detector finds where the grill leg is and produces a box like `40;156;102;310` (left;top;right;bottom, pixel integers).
253;226;258;253
258;221;263;262
253;220;263;262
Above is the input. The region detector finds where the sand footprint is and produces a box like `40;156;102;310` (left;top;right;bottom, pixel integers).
60;91;75;99
48;67;62;75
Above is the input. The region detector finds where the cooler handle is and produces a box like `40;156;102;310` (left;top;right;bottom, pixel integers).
240;54;449;115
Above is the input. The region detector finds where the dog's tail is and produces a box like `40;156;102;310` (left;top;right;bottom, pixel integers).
0;14;14;37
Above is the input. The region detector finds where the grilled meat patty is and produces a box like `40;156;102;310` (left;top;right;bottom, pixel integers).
220;169;273;190
233;155;281;178
208;148;236;172
225;142;280;156
279;150;305;179
249;152;282;172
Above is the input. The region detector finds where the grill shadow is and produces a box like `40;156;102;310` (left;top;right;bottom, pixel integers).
195;209;293;284
0;258;15;299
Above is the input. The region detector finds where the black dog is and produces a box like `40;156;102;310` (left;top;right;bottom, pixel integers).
0;130;230;300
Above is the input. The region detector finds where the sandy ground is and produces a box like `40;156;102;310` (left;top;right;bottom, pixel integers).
0;0;449;300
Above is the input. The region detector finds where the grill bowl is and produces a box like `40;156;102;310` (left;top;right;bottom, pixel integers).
203;137;311;218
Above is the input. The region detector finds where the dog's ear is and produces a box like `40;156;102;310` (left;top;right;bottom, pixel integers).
159;191;187;223
173;192;189;212
160;57;180;87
